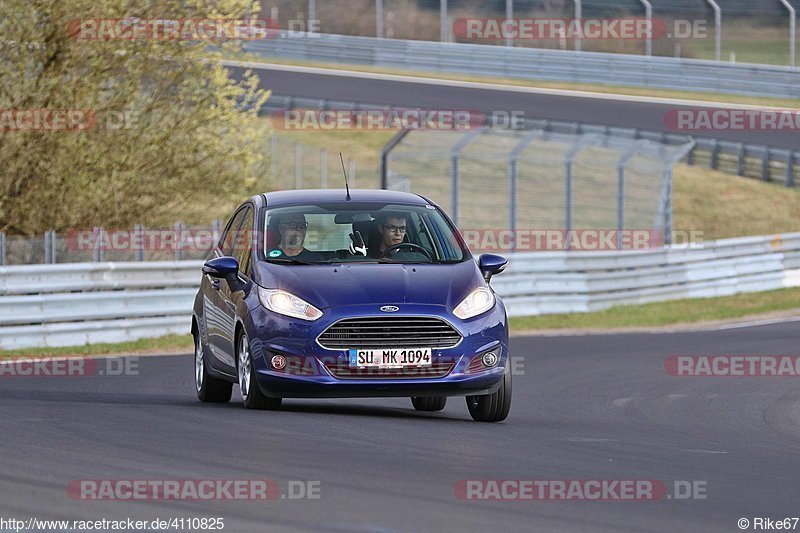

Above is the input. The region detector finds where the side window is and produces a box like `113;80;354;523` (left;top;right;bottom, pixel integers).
231;207;254;275
219;207;247;257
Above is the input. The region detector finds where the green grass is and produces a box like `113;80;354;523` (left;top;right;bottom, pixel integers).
510;287;800;331
0;334;193;359
689;22;794;66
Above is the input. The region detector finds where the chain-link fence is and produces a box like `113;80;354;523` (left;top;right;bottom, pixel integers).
384;127;694;251
269;133;377;191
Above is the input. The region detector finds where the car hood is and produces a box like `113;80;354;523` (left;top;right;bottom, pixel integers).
253;260;484;309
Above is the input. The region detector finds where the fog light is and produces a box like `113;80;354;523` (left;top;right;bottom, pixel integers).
270;354;287;370
481;351;498;367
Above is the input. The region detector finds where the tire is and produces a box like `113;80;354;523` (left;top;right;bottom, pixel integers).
466;363;512;422
194;331;232;403
238;331;282;410
411;396;447;412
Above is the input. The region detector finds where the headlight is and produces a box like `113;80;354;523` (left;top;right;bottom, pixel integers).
453;287;495;320
257;288;323;321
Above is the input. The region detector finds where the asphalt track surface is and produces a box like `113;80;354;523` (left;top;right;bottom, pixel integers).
2;321;799;532
229;64;800;151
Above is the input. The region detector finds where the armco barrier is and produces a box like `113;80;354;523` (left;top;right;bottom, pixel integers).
0;261;202;349
243;33;800;99
0;234;799;349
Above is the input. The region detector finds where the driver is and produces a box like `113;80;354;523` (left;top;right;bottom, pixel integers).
268;212;321;261
368;212;408;258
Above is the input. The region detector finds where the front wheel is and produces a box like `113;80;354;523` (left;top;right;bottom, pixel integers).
466;363;512;422
195;332;232;403
238;332;282;410
411;396;447;412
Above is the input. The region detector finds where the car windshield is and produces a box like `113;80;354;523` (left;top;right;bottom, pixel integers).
262;202;467;264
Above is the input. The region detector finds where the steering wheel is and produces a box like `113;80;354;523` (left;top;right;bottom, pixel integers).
378;242;433;261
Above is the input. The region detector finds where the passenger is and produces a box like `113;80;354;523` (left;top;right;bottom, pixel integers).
268;213;320;261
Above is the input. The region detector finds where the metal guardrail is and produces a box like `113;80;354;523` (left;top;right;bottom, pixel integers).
1;234;799;348
495;232;800;316
244;33;800;99
0;261;202;349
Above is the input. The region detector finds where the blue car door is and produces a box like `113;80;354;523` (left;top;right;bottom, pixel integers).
216;205;255;371
205;206;248;372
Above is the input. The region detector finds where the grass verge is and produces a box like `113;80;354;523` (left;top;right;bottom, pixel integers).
0;334;193;359
509;287;800;331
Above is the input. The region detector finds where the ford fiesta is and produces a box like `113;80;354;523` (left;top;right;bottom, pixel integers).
191;189;511;422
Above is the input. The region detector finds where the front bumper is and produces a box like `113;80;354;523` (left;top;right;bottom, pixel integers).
244;302;509;399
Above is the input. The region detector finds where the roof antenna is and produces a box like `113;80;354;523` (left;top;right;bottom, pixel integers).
340;152;351;201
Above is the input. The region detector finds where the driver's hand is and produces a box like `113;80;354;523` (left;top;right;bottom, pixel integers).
349;242;367;256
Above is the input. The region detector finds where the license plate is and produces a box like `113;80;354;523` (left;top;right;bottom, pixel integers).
348;348;432;368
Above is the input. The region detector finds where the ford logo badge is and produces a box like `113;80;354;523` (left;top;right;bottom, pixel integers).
380;306;399;313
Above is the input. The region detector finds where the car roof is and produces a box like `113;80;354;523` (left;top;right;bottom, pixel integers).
254;189;431;208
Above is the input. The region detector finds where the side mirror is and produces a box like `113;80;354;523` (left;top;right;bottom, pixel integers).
203;256;239;278
478;254;508;282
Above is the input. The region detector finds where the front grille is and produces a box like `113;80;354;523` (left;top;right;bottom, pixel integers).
324;361;454;379
317;317;462;350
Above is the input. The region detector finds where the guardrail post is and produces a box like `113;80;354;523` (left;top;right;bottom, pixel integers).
662;169;673;245
308;0;316;32
736;143;745;176
705;0;722;61
134;224;144;261
638;0;653;56
44;230;56;264
779;0;796;67
574;0;582;52
93;227;105;262
687;146;695;166
505;0;513;47
787;152;795;187
761;148;771;181
175;222;184;261
441;0;448;42
710;139;719;170
294;141;302;189
320;148;328;188
0;232;5;266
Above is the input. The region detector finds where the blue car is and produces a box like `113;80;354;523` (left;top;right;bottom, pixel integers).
191;189;511;422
